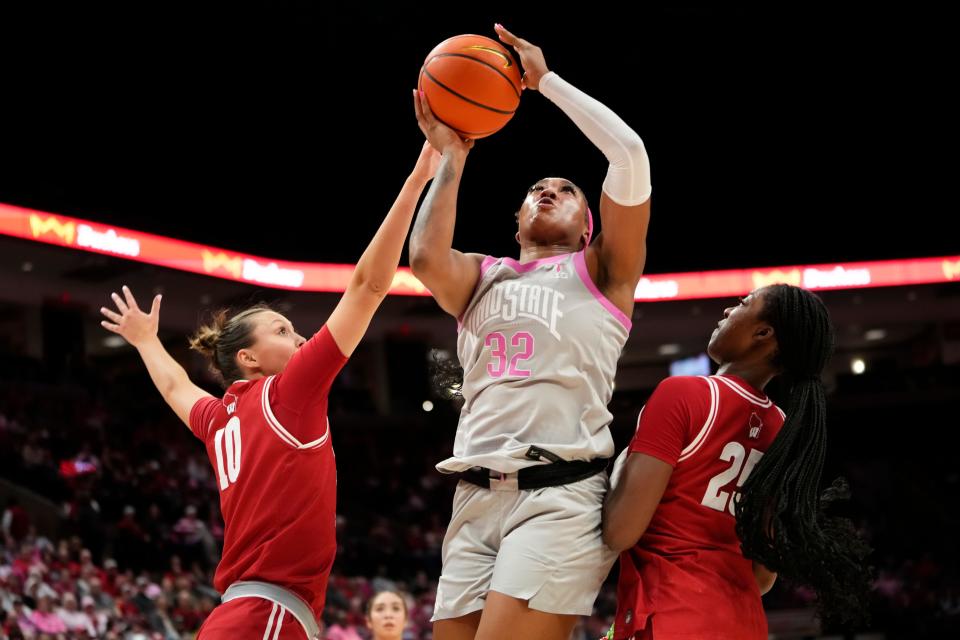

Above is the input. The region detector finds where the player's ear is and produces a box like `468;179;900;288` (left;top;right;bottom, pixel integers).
236;348;257;369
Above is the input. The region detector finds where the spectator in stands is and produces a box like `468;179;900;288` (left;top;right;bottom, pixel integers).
28;593;65;636
55;592;95;637
365;590;407;640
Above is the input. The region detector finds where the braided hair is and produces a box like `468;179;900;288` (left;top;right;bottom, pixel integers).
734;285;871;625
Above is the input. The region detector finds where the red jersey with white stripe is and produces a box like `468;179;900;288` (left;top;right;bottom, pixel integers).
189;325;348;622
614;374;785;640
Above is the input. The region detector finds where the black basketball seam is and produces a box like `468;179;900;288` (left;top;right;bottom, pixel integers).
421;67;517;116
428;52;522;100
416;75;498;136
432;106;499;138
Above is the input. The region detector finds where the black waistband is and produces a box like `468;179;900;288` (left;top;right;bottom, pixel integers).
460;457;609;491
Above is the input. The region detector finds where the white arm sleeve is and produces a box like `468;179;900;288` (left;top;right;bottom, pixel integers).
539;71;651;206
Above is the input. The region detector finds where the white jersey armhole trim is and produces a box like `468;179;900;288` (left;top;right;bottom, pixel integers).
678;376;720;462
633;406;645;435
261;375;331;450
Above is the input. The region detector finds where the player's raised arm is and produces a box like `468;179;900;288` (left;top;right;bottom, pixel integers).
100;286;212;428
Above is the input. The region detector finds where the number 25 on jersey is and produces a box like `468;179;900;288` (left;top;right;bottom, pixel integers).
701;442;763;515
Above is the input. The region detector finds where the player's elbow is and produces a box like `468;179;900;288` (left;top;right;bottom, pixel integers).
365;277;390;299
753;562;778;595
350;269;390;301
408;225;452;271
625;135;647;160
409;250;445;282
409;237;434;266
602;528;634;554
758;575;776;596
608;134;647;171
601;511;636;553
409;250;431;275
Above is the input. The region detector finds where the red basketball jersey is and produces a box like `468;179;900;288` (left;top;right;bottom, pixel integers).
188;325;348;622
614;374;785;639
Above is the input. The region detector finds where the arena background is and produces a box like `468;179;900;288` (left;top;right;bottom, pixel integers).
0;4;956;639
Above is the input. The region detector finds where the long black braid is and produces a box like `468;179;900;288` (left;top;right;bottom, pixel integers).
734;284;872;626
430;351;464;400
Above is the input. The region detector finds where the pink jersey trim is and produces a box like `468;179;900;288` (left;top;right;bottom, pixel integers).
479;255;498;277
457;255;497;332
498;252;570;273
572;250;633;330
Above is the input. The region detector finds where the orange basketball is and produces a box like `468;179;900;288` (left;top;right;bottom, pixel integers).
418;34;523;139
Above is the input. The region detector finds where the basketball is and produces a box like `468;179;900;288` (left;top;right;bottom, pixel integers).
418;34;523;139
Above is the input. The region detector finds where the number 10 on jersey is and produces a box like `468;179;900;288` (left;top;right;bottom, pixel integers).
214;417;242;490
